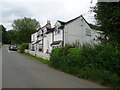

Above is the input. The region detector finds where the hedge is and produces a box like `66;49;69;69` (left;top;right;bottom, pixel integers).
50;44;120;89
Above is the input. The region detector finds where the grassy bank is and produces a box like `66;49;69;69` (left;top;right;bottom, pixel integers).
23;52;50;65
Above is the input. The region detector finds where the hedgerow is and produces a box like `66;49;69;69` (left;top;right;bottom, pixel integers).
50;43;120;89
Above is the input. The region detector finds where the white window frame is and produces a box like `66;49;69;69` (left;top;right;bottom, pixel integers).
86;29;91;36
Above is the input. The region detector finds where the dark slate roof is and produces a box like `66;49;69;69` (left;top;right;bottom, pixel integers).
65;15;82;24
45;28;54;34
51;40;63;45
36;26;46;32
88;23;99;30
57;15;98;30
34;40;42;44
57;20;66;25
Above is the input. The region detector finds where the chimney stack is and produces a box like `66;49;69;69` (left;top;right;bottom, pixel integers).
47;20;51;24
46;20;51;29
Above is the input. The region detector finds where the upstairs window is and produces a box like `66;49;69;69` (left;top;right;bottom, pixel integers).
86;29;91;36
57;29;60;34
55;28;61;34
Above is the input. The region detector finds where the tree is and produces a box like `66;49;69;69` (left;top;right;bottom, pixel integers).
12;17;40;44
94;2;120;44
7;30;18;44
0;25;8;44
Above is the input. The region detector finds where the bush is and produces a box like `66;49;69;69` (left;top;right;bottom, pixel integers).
50;43;120;89
19;43;29;53
22;43;29;49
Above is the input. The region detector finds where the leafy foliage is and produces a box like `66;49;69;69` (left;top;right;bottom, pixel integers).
12;17;40;44
7;30;18;44
19;43;29;53
94;2;120;44
0;25;9;44
50;44;120;89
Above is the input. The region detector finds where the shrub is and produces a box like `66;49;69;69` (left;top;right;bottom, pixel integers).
95;44;120;75
22;43;29;49
50;47;62;68
50;43;120;89
19;43;29;53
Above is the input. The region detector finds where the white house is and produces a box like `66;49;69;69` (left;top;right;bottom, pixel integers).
29;20;53;54
30;15;101;55
51;15;100;48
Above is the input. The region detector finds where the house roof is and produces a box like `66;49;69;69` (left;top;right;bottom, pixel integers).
36;23;52;32
36;26;46;32
65;15;82;24
33;15;98;35
45;28;54;34
57;20;66;25
88;23;99;30
57;15;98;30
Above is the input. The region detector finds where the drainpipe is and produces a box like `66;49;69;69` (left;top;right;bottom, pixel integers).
42;30;44;53
62;26;65;47
52;29;54;43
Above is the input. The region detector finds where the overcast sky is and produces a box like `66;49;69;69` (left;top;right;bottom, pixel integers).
0;0;97;30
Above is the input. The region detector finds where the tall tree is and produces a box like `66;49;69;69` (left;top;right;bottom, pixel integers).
12;17;40;44
94;2;120;44
7;30;18;44
0;25;8;44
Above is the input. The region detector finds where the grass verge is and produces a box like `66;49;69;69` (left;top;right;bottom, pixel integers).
23;52;50;65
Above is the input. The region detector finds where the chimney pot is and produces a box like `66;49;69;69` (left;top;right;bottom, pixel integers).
47;20;51;24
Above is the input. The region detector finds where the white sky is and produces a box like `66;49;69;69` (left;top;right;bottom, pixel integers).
0;0;97;30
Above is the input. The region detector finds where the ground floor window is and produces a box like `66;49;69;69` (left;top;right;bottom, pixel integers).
39;44;42;52
52;45;60;49
32;45;35;51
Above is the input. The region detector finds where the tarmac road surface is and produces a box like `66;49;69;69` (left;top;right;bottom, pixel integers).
2;45;108;88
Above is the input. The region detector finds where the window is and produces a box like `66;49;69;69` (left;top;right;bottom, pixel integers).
32;45;35;51
55;28;57;34
86;29;91;36
57;29;60;33
81;18;83;21
55;26;61;35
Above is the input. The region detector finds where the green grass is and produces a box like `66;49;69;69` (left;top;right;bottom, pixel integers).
23;52;51;65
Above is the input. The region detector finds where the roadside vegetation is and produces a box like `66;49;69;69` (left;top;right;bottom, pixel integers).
50;43;120;89
23;52;50;65
19;43;29;53
21;42;120;89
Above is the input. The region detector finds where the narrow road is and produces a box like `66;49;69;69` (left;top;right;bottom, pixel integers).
2;45;107;88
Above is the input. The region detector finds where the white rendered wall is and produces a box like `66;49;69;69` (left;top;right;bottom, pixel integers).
64;17;97;45
43;33;53;53
53;30;63;42
31;32;38;42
